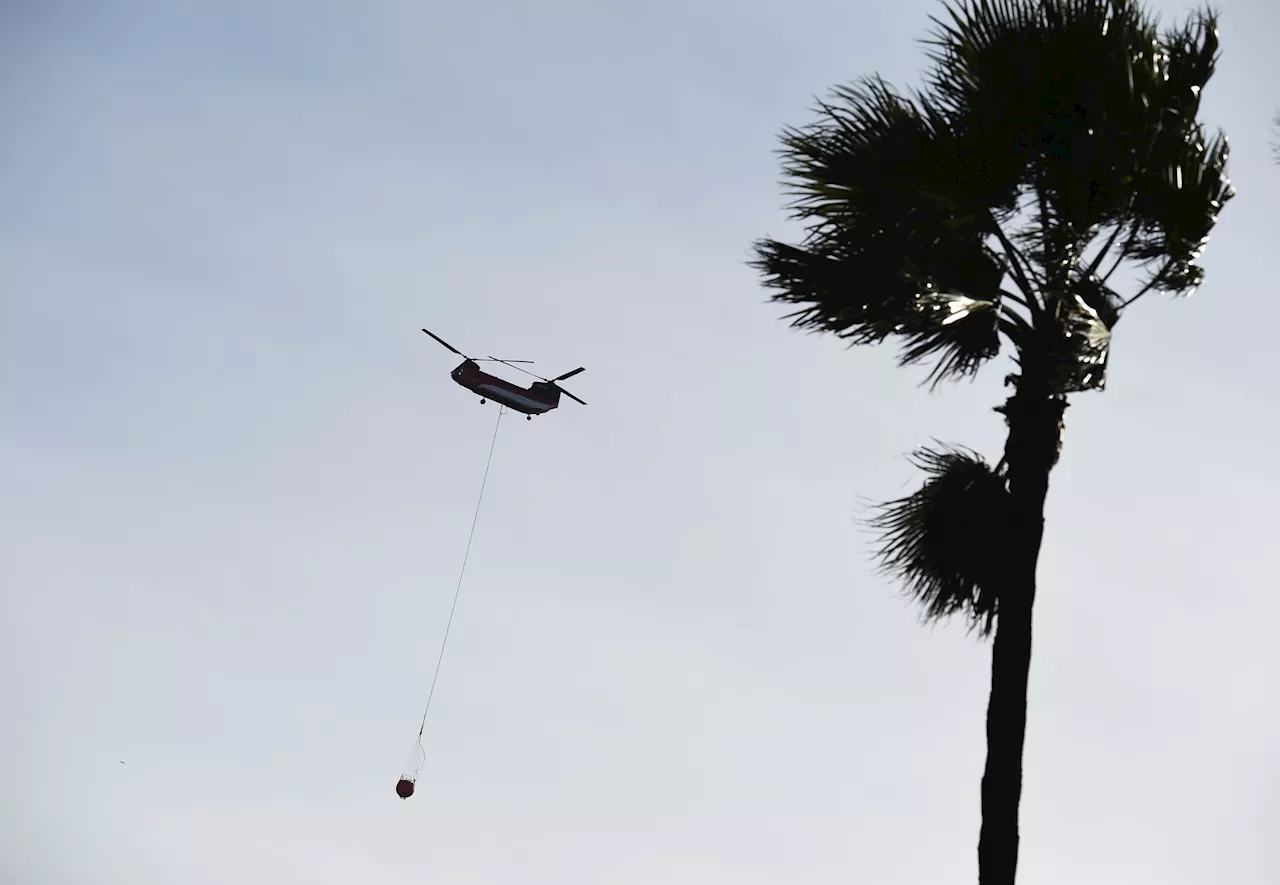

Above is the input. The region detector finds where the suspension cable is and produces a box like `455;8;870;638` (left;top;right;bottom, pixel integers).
407;405;506;774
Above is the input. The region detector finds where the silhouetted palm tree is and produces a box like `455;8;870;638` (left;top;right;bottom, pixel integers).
752;1;1232;882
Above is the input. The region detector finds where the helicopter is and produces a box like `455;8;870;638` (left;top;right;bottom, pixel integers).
421;329;587;420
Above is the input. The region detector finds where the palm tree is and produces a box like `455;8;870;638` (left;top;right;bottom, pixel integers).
751;1;1232;882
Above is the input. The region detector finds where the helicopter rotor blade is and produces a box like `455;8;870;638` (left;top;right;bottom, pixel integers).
479;358;535;364
422;329;466;356
554;385;587;406
553;367;586;382
487;356;545;379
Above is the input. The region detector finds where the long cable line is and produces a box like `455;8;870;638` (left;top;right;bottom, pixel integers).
405;405;506;777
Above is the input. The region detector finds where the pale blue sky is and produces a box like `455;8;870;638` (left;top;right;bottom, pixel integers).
3;1;1278;883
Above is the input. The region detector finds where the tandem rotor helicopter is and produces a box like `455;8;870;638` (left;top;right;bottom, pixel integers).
421;328;587;420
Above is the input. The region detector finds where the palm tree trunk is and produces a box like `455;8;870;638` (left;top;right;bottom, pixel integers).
977;382;1065;885
978;593;1036;884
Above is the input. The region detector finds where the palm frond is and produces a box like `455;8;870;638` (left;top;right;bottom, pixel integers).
751;77;1011;384
923;1;1231;284
1125;128;1233;296
901;288;1002;386
1051;294;1113;392
868;446;1011;636
924;0;1161;231
1103;8;1232;297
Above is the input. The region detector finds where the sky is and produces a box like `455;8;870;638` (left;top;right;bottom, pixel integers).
3;0;1278;882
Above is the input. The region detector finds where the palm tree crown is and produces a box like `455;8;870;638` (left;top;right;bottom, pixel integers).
756;0;1230;383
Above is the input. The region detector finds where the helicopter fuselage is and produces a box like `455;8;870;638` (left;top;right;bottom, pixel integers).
451;360;560;415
